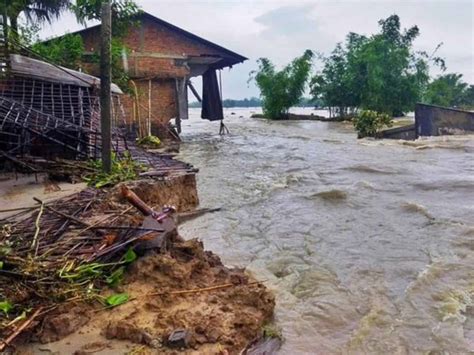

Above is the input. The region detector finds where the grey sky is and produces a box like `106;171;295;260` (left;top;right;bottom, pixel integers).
40;0;473;99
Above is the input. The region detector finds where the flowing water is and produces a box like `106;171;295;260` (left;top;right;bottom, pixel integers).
178;108;474;354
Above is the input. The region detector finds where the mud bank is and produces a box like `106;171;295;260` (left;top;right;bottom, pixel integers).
1;175;276;354
19;239;275;354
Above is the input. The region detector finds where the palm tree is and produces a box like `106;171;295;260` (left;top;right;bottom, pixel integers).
2;0;71;37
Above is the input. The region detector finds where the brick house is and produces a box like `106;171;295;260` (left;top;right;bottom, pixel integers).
72;11;247;138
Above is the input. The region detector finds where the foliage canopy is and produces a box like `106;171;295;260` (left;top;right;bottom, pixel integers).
424;73;474;108
311;14;444;117
251;50;314;119
31;33;84;69
2;0;70;35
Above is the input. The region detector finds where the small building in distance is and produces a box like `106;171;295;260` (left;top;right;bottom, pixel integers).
69;11;247;138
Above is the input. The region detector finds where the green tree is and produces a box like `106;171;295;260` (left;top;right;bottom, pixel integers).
32;33;84;69
461;85;474;109
72;0;140;36
311;41;362;117
1;0;70;37
251;50;314;119
424;73;469;108
356;15;430;116
312;15;440;117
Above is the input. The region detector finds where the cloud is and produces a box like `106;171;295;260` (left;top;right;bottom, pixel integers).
37;0;473;99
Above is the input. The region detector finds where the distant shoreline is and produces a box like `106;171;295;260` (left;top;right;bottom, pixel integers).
250;113;353;122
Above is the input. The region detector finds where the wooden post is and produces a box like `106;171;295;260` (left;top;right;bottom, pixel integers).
100;0;112;173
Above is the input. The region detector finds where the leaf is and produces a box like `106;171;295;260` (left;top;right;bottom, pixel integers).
0;300;13;315
0;261;3;269
121;248;137;264
11;311;27;323
105;293;129;307
106;267;125;286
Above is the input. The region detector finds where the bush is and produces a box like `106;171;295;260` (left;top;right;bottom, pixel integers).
353;110;393;138
250;50;314;119
83;152;145;188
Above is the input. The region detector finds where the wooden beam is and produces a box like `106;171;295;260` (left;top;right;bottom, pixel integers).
187;80;201;103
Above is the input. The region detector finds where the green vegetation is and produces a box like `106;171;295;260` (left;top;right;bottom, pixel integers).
353;110;393;138
311;15;441;117
424;74;474;108
6;0;141;92
59;247;136;286
189;97;321;109
0;300;13;315
104;293;129;307
83;152;145;188
251;15;468;123
31;33;84;69
136;135;161;148
1;0;70;36
72;0;140;37
250;50;314;119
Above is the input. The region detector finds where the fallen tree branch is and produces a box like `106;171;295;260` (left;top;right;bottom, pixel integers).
144;280;265;297
0;307;43;352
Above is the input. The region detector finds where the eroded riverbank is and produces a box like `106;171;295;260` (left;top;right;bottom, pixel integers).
1;168;275;354
179;108;474;354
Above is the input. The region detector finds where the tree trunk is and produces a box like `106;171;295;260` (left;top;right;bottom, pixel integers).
8;12;20;45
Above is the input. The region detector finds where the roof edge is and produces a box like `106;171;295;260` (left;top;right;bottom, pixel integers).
45;11;248;66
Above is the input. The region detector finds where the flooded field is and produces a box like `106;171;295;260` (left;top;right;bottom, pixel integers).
179;108;474;354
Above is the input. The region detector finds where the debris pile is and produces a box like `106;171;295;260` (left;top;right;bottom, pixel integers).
0;182;275;353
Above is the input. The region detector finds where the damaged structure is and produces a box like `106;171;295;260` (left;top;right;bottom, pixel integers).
67;11;247;136
380;103;474;140
0;53;197;177
0;13;276;355
0;54;123;168
0;11;247;170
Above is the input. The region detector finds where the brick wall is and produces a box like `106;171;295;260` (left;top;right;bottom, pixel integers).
122;78;178;137
79;17;222;133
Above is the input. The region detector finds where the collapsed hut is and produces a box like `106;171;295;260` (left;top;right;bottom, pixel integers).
52;11;247;137
0;54;124;170
0;54;197;177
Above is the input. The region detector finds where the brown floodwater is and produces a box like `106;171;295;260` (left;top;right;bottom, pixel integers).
178;108;474;354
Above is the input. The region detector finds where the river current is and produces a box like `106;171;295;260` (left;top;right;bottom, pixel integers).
178;108;474;354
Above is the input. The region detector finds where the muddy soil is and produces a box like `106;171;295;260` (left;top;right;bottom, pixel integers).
18;239;274;355
12;177;274;354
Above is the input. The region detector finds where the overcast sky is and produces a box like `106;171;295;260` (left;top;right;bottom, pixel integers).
40;0;473;100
